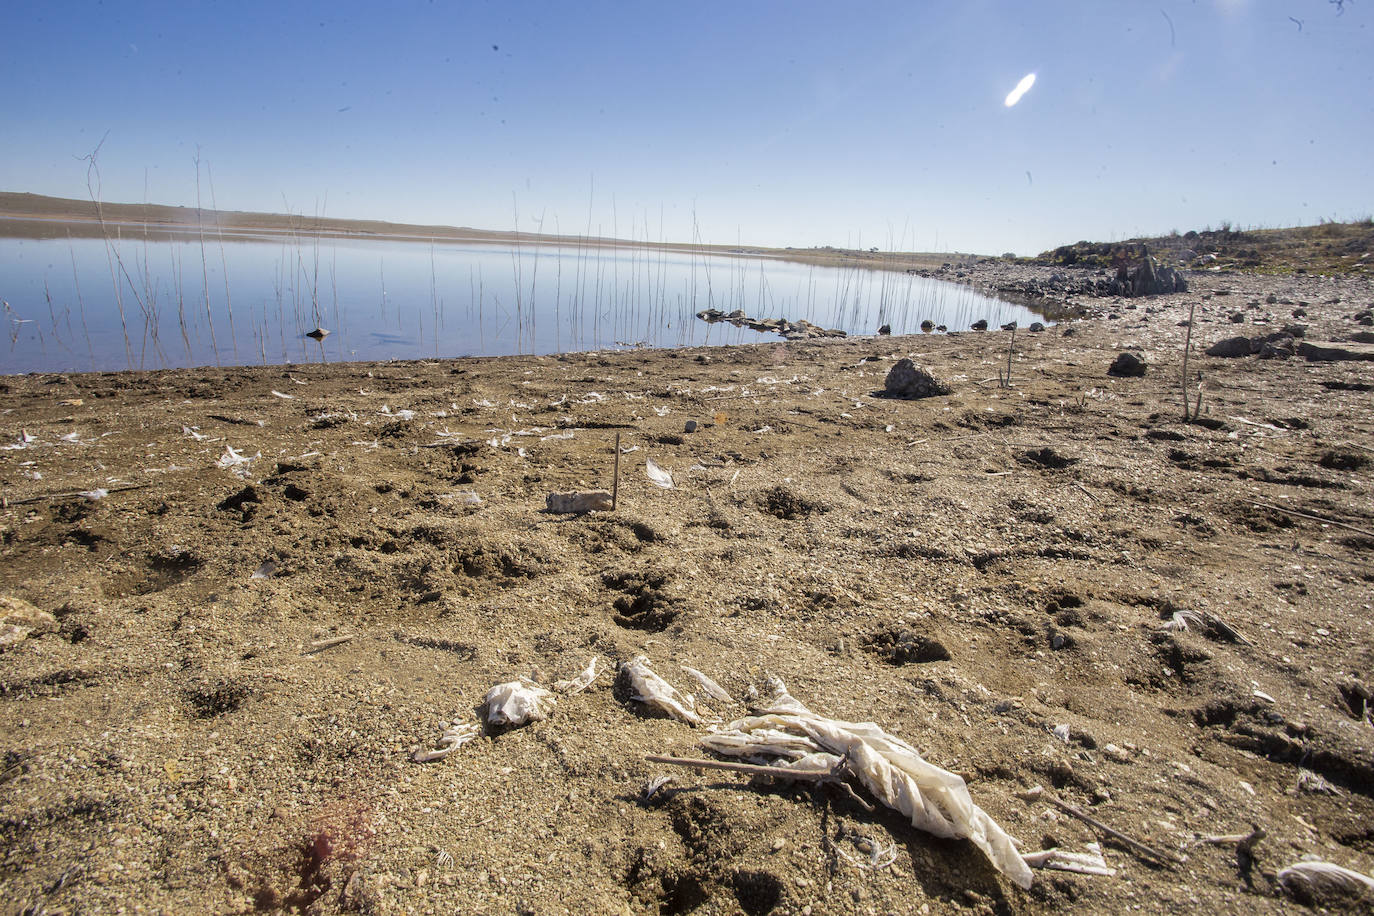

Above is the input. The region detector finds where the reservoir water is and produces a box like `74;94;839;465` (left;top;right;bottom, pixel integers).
0;229;1041;375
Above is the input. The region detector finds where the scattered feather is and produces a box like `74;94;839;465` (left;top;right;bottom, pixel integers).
217;445;258;469
485;681;556;726
1278;861;1374;904
554;657;600;694
1296;769;1342;795
642;775;675;802
700;676;1032;889
1023;845;1116;876
251;560;279;580
646;458;674;489
413;721;480;763
270;390;295;400
77;488;108;501
681;666;733;704
621;656;701;725
1052;724;1071;744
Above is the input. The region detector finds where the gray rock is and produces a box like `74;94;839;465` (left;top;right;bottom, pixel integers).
1298;341;1374;362
1028;322;1046;332
883;358;950;399
684;420;698;433
1205;336;1253;358
1107;352;1147;377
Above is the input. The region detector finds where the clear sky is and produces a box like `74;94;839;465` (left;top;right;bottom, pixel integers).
3;1;1371;255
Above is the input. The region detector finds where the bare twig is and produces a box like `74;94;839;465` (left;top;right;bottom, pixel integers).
304;635;354;655
2;483;149;507
1181;300;1197;421
645;755;874;811
1073;482;1097;503
1047;794;1186;866
1250;501;1374;539
612;432;621;510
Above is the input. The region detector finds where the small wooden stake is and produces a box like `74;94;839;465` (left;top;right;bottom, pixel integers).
612;433;621;511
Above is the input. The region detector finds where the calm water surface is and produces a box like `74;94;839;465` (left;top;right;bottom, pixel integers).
0;231;1041;375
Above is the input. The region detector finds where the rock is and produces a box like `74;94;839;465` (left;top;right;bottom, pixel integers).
883;358;950;399
546;491;614;513
1029;322;1045;332
877;324;891;335
971;319;989;331
1291;308;1307;318
1282;324;1308;339
920;320;935;333
305;327;329;340
1062;326;1076;337
1298;341;1374;362
683;420;698;433
0;596;58;649
1349;331;1374;344
1205;336;1253;358
1228;312;1246;323
1258;337;1295;360
1107;352;1147;377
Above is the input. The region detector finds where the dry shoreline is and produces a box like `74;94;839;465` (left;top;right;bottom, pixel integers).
1;260;1373;915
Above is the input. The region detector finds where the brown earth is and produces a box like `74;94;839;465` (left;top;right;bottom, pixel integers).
2;263;1374;915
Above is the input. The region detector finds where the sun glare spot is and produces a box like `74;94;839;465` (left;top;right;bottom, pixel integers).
1004;73;1036;107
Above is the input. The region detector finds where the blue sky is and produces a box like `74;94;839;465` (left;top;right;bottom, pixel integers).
3;1;1371;255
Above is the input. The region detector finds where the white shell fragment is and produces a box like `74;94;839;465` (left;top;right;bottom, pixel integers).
554;657;600;694
413;721;480;763
621;656;702;725
646;458;674;489
700;676;1033;889
485;681;556;726
681;666;734;704
547;490;613;513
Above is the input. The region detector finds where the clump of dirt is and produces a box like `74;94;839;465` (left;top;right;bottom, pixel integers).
863;626;952;665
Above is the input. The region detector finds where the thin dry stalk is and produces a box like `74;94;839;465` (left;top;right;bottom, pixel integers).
1181;300;1197;420
1047;793;1186;866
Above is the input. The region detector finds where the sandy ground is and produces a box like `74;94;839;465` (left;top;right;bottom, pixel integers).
2;262;1374;915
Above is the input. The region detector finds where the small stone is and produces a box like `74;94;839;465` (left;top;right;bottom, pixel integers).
684;420;698;433
771;838;786;853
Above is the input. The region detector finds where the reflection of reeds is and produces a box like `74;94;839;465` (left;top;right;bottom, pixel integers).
67;233;95;368
206;163;237;360
194;150;221;366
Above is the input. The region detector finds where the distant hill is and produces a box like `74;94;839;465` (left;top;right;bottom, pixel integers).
1035;220;1373;275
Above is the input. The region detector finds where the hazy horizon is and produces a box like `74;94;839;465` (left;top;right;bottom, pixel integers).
3;1;1371;256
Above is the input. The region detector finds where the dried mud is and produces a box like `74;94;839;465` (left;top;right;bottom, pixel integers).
2;265;1373;915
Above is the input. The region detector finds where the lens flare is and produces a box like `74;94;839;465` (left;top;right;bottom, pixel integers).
1004;73;1036;107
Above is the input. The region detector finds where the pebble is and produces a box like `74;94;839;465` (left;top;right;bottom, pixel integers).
684;420;698;433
